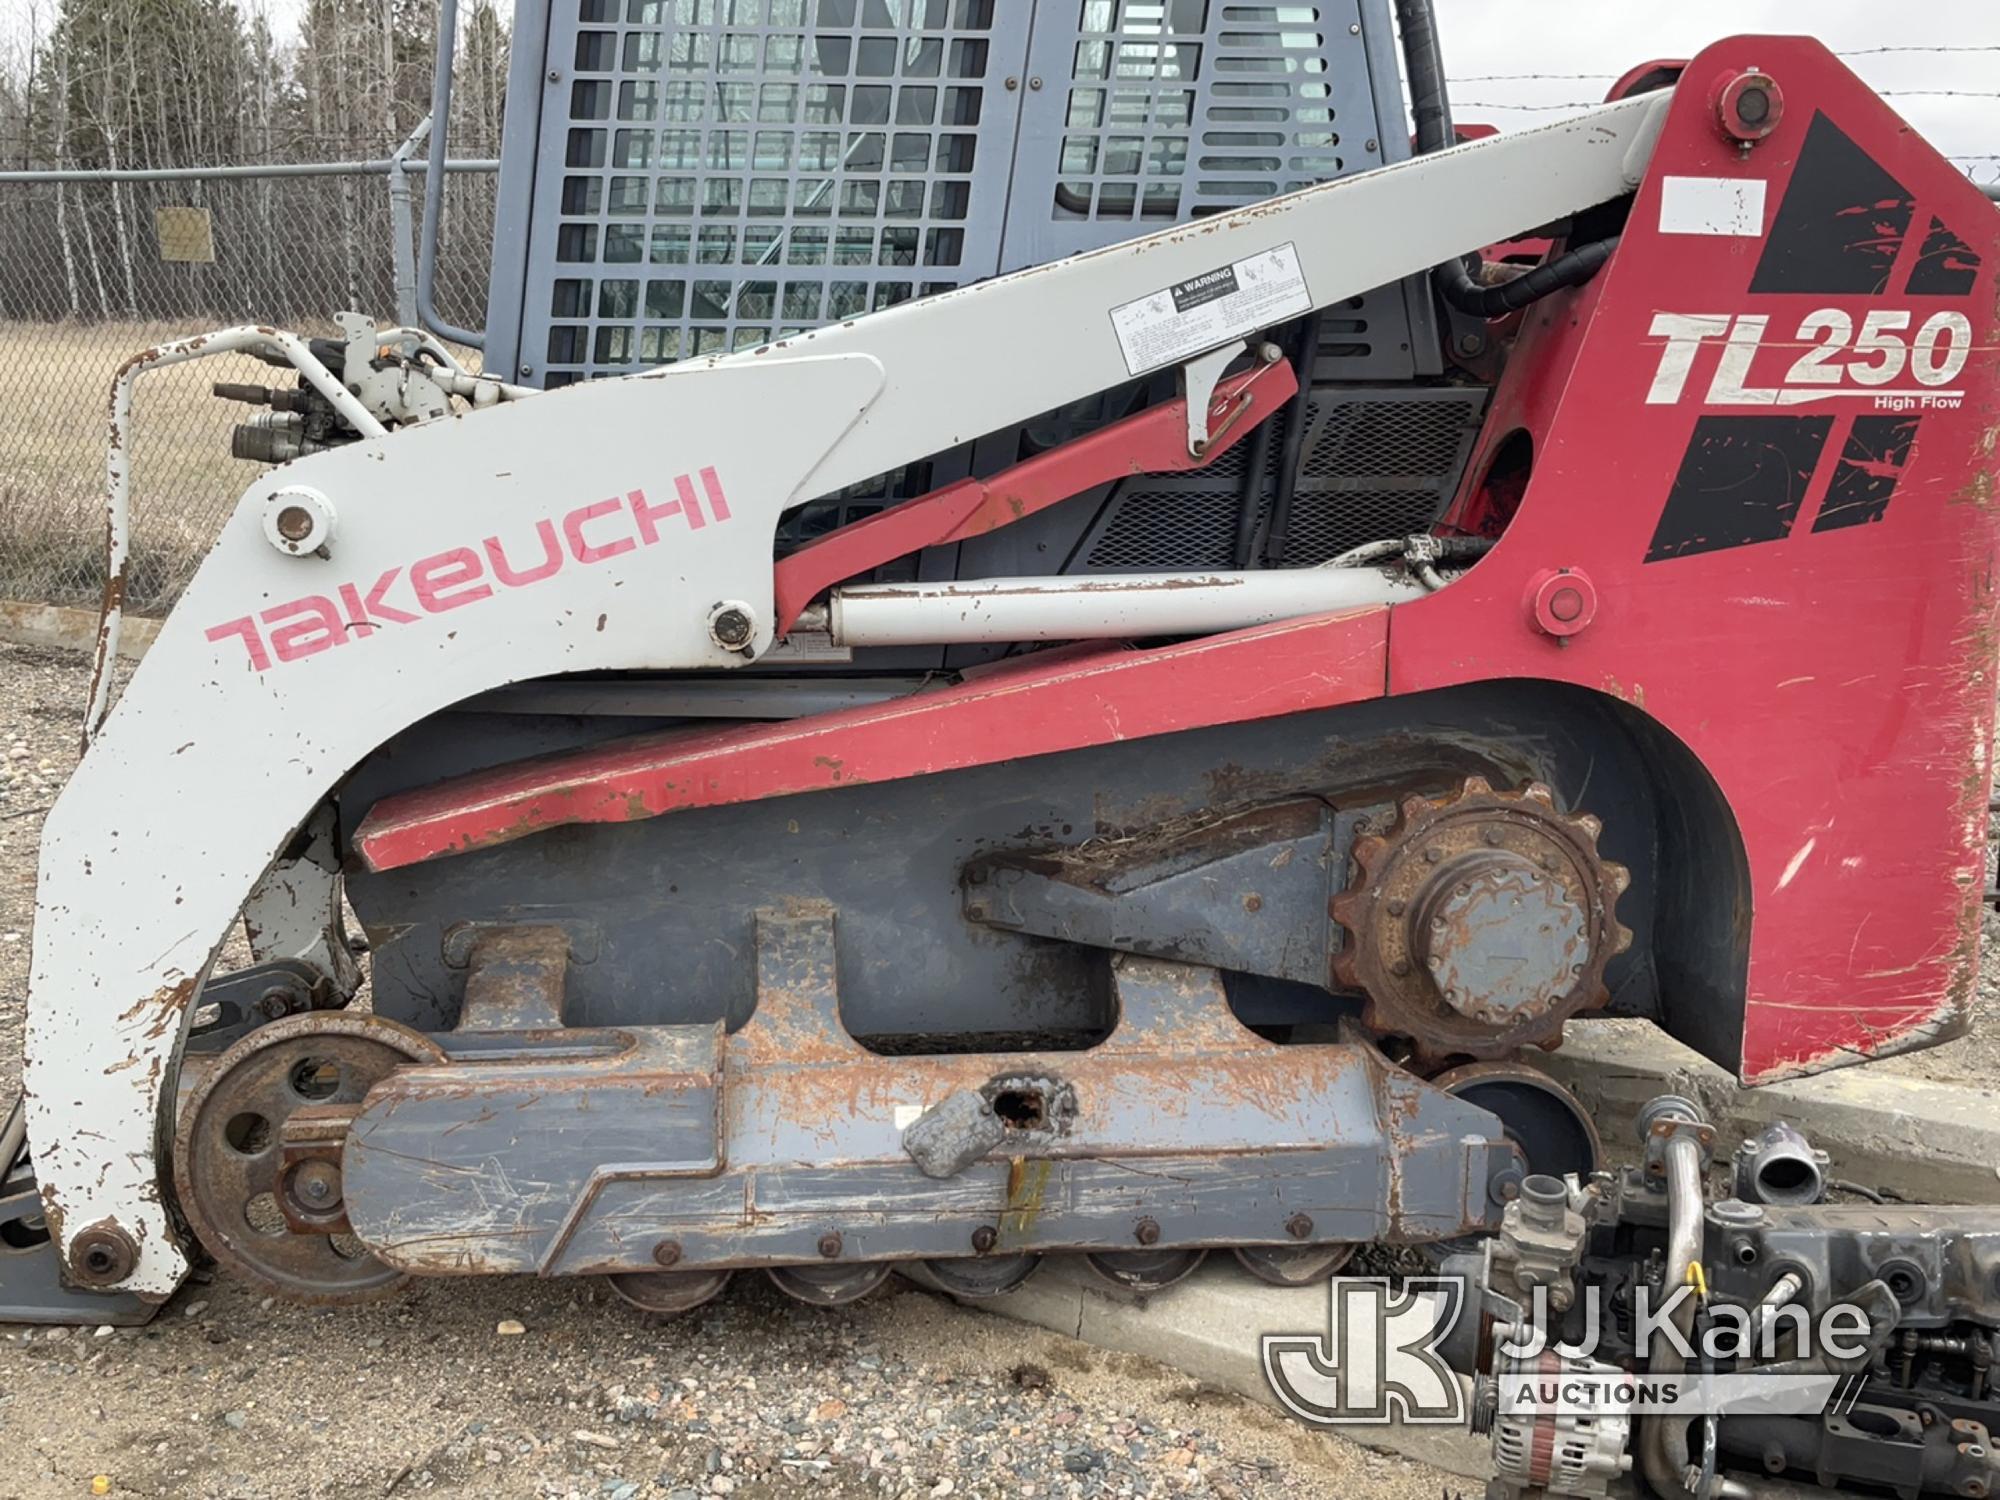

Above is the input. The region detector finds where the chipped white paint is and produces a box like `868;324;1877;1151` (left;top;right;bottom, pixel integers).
22;95;1668;1295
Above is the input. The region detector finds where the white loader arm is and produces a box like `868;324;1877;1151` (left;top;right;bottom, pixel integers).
24;95;1664;1296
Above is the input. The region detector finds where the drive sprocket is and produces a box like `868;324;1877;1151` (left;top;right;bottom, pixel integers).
173;1012;443;1304
1330;776;1629;1061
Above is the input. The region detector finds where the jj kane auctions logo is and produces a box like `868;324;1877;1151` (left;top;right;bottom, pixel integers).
1262;1276;1877;1425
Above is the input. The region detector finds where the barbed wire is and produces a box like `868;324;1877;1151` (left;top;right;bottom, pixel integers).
1451;45;2000;81
1453;91;2000;110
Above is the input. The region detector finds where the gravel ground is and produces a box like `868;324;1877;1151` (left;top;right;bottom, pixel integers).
0;644;1450;1500
1;637;1995;1499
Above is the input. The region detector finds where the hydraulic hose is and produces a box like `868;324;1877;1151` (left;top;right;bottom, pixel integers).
1259;312;1322;568
1392;0;1621;317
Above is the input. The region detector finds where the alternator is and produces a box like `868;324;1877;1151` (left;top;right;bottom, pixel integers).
1476;1345;1634;1499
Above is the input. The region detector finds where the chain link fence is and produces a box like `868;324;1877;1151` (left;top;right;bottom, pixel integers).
0;160;498;615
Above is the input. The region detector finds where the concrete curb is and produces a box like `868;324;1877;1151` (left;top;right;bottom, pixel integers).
980;1257;1495;1480
1542;1020;2000;1205
0;600;155;660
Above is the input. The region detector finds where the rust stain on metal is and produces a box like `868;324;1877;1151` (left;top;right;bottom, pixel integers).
114;976;199;1040
999;1156;1050;1240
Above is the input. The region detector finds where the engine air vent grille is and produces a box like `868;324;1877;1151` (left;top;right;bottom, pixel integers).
1078;388;1486;572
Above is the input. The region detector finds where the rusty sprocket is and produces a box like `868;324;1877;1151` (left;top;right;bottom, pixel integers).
1330;776;1630;1061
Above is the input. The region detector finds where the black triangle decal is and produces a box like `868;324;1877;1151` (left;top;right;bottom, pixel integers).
1907;214;1982;296
1749;112;1915;295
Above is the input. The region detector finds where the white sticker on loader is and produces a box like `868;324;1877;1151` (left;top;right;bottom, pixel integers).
1109;243;1314;376
1658;175;1766;237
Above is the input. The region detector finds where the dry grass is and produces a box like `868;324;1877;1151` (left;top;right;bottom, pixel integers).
0;317;420;612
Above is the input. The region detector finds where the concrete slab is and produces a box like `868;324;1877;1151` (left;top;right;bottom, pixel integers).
980;1255;1496;1480
1544;1019;2000;1205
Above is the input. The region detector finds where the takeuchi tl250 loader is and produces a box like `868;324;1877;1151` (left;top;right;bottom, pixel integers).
4;0;1999;1493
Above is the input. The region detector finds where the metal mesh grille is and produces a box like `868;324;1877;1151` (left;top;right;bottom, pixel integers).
1051;0;1350;226
1282;391;1486;563
514;0;1419;384
1076;433;1268;571
541;0;1005;385
1081;389;1484;572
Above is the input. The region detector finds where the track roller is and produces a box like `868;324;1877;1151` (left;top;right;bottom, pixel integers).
607;1269;733;1315
767;1262;893;1306
903;1254;1043;1299
1233;1242;1356;1287
1085;1247;1206;1292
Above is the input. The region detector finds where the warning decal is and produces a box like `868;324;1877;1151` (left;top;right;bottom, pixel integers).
1109;243;1313;377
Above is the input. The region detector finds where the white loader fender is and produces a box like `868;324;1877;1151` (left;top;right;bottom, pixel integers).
23;352;884;1296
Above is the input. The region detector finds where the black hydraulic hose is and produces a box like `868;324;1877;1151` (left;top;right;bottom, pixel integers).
1394;0;1454;156
1392;0;1620;316
1232;399;1277;569
1260;312;1322;568
1437;237;1622;316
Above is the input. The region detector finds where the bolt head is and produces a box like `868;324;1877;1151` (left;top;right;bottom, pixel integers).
1285;1213;1313;1240
1134;1217;1161;1247
276;505;314;543
290;1159;343;1208
971;1225;998;1254
68;1225;138;1287
817;1231;843;1259
711;607;753;648
653;1239;683;1267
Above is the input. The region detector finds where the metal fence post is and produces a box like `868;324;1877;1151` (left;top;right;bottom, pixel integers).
388;167;418;330
386;118;434;331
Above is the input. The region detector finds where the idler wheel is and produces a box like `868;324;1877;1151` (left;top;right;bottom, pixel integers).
1431;1060;1603;1182
173;1013;442;1303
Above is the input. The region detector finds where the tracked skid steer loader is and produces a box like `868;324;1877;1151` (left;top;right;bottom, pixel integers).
5;1;2000;1493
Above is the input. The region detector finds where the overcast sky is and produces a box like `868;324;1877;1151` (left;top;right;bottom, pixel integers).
1431;0;1999;178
